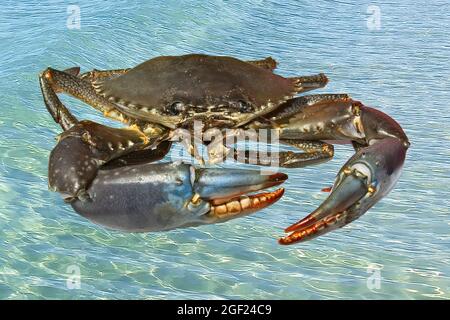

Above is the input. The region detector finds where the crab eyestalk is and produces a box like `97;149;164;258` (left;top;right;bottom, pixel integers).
280;137;408;244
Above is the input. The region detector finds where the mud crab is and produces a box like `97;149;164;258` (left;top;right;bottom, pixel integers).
40;54;409;244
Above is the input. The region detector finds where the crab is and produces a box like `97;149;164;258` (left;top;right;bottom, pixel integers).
40;54;409;244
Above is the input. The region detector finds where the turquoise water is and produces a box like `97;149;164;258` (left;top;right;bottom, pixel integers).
1;0;449;299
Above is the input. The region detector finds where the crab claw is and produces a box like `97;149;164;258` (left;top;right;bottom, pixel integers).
70;162;286;232
280;138;408;244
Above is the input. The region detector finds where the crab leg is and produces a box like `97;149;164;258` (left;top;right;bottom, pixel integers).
80;68;130;82
39;70;78;131
224;140;334;168
204;126;334;167
246;57;278;71
230;94;360;168
244;94;410;243
40;66;169;147
278;140;334;167
280;137;407;244
39;67;131;122
289;73;329;94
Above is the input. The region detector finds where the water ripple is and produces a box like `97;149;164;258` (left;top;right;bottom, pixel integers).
0;0;449;299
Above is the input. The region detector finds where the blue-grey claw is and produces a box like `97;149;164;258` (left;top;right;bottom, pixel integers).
280;138;407;244
70;162;286;232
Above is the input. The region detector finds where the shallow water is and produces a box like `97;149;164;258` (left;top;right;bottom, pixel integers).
0;0;449;299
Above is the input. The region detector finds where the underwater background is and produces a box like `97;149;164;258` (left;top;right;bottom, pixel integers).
0;0;449;299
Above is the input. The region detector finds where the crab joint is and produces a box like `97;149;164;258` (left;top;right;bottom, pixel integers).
103;110;127;123
343;167;352;175
81;131;92;143
191;193;201;204
43;69;53;80
321;144;334;156
351;103;361;116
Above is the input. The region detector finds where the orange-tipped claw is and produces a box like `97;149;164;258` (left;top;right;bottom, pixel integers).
279;137;408;245
279;168;366;245
209;188;285;219
284;215;316;233
279;212;345;245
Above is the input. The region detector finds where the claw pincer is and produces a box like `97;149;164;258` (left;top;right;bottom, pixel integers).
278;100;409;244
280;138;407;244
71;163;285;231
49;122;286;232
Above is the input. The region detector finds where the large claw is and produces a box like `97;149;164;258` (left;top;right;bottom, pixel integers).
70;162;287;232
280;138;407;244
48;118;287;232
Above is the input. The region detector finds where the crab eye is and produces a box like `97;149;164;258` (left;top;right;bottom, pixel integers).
237;100;253;113
167;102;185;115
